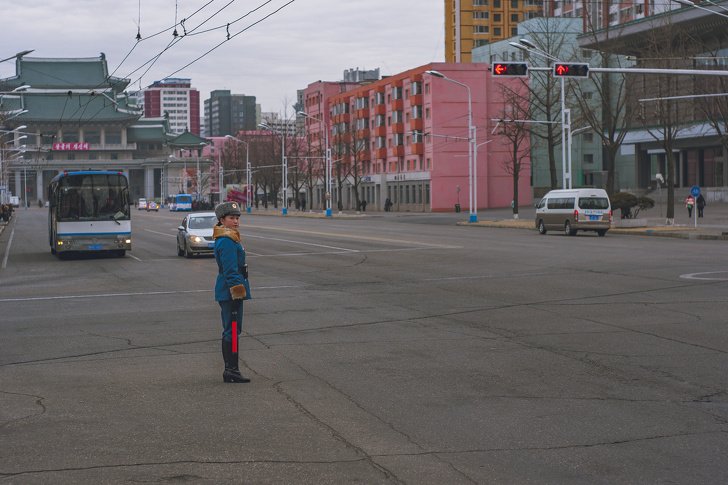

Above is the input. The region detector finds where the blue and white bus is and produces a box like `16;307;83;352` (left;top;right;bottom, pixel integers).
170;193;193;211
48;171;132;257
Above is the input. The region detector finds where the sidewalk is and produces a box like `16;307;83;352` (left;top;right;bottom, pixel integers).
460;199;728;240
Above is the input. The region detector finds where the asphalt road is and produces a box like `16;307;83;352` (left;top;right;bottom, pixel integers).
1;207;727;484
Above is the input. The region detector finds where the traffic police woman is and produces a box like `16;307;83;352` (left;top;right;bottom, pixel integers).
213;202;252;383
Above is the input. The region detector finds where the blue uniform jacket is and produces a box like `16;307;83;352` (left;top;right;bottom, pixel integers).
213;227;252;302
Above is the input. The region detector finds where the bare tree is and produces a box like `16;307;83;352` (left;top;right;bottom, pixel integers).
493;84;531;218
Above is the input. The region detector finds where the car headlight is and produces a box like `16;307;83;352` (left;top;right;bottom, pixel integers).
191;236;204;243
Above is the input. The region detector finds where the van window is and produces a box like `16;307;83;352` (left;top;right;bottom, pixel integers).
547;197;575;210
578;197;609;210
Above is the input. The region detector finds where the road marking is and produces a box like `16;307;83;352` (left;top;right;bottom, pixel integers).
145;229;176;238
244;224;458;248
248;246;458;258
244;234;358;252
680;271;728;281
0;285;302;303
128;254;143;262
2;228;14;269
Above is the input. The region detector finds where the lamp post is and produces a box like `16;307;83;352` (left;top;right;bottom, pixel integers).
425;70;478;223
0;51;34;64
510;39;572;189
225;135;252;213
297;110;332;217
258;122;288;215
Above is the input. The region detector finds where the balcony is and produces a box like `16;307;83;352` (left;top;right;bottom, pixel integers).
391;122;405;133
409;119;423;131
390;145;405;157
332;113;350;123
408;94;423;105
373;105;386;115
409;143;424;155
356;128;370;138
373;126;387;137
375;148;387;159
391;99;404;110
355;108;369;118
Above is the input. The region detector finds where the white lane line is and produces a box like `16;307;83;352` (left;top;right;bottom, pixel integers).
0;285;302;303
244;234;358;252
243;224;457;248
680;271;728;281
3;227;15;269
128;254;143;262
145;229;176;238
248;246;458;258
2;228;14;269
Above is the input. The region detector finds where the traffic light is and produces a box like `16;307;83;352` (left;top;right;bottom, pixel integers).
553;63;590;78
491;62;529;77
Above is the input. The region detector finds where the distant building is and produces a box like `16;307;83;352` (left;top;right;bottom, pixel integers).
143;78;201;135
445;0;543;63
260;111;300;137
342;68;380;83
203;90;257;137
544;0;674;31
302;63;531;212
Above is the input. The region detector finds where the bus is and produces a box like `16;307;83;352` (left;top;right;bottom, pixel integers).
170;193;192;211
48;170;132;257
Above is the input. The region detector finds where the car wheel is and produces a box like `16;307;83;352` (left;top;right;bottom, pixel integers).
184;241;193;258
564;221;576;236
537;219;547;235
597;229;607;237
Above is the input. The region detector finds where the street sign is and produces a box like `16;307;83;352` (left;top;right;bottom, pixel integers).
553;63;590;78
690;185;701;197
491;62;529;77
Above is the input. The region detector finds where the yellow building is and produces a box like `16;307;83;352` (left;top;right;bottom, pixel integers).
445;0;543;63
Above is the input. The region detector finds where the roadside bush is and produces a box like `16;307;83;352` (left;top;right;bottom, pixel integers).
610;192;638;219
610;192;655;219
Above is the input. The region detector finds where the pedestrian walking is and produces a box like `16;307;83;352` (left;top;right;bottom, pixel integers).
213;201;252;383
697;194;706;218
685;195;695;218
361;199;367;212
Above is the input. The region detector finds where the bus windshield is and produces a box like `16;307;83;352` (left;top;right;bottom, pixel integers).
56;173;130;222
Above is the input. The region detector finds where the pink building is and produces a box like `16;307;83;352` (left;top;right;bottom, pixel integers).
301;62;531;212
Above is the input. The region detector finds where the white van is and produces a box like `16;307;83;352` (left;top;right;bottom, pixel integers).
535;188;612;236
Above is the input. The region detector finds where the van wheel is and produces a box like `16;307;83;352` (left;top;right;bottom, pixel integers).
565;221;576;236
537;220;547;235
597;229;607;237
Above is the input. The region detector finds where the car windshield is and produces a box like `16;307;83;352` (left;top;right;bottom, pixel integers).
188;215;217;229
578;197;610;210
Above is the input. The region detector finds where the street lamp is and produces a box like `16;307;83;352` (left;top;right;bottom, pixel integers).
258;122;289;215
425;70;479;223
225;135;252;213
0;51;34;64
511;39;572;189
297;110;332;217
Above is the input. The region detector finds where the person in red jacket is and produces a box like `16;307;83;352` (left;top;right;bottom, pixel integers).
213;202;252;383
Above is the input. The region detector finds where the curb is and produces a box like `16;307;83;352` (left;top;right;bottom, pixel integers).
457;220;728;240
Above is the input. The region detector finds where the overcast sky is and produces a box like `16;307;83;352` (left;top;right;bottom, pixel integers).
0;0;444;113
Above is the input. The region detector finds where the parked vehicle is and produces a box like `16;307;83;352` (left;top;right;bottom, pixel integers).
535;188;612;236
176;211;217;257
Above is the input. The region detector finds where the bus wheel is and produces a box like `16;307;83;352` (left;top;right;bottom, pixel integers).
115;250;126;257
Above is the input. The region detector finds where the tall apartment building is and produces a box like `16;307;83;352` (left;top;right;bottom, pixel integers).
203;90;257;137
445;0;542;63
543;0;673;31
143;78;200;135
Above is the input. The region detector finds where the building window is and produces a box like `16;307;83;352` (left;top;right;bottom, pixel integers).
511;0;518;7
425;107;431;119
493;13;501;22
582;132;594;142
494;27;501;36
475;25;489;33
511;14;519;22
583;153;594;164
493;0;501;7
474;11;489;19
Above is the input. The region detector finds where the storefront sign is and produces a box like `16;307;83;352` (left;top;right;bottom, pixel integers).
53;142;90;151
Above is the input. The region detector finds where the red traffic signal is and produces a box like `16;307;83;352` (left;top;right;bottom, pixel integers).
553;63;590;78
491;62;529;77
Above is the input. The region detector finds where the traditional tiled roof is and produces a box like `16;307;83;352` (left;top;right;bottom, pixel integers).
0;54;129;91
168;130;210;148
127;117;175;143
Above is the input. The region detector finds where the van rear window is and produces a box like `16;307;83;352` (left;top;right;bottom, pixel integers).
578;197;609;210
547;197;575;210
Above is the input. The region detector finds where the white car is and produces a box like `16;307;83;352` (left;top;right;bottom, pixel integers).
137;198;147;210
176;212;217;257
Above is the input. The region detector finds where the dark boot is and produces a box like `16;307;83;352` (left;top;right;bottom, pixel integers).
221;339;250;383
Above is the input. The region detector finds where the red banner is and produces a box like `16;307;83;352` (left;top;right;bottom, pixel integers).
53;142;90;151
